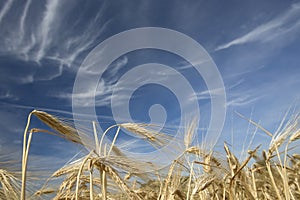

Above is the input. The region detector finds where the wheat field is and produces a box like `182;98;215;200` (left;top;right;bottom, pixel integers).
0;110;299;199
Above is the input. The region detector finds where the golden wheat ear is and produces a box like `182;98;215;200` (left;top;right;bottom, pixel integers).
0;169;21;200
119;123;172;148
31;110;83;144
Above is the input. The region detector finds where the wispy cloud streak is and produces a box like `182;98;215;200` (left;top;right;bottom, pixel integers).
0;90;18;101
19;0;32;42
55;56;128;107
0;0;14;25
215;3;300;51
226;95;261;107
36;0;60;62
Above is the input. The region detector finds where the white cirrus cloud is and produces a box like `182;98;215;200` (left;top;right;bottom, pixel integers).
0;1;109;82
215;3;300;51
0;0;14;25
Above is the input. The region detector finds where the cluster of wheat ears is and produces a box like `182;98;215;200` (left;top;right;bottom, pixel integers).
0;109;299;199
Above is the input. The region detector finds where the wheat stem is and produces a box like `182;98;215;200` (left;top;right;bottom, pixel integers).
21;111;34;200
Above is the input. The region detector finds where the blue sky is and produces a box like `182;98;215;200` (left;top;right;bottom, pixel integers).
0;0;299;168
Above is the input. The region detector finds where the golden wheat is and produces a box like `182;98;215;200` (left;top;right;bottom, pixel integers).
1;109;300;199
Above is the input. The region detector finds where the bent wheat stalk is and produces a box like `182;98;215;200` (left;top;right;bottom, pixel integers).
21;110;84;200
21;111;34;200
